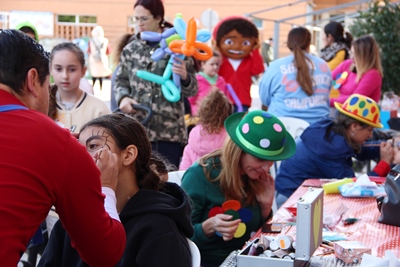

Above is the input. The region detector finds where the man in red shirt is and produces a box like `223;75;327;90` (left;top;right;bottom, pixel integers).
0;29;125;266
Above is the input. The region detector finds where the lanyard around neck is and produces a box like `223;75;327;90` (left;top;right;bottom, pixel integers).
0;104;28;112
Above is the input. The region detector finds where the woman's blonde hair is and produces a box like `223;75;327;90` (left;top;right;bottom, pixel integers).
198;138;267;205
351;35;383;82
287;27;314;96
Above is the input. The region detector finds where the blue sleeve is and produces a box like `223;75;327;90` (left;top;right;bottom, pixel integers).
259;65;278;107
317;157;355;178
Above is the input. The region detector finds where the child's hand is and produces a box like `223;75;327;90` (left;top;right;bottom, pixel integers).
393;137;400;164
380;141;394;165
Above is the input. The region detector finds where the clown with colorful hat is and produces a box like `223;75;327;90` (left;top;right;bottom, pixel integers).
225;110;296;161
181;110;296;266
274;93;393;209
334;93;383;128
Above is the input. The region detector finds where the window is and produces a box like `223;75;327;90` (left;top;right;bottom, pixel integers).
57;14;97;24
250;18;263;29
79;16;97;24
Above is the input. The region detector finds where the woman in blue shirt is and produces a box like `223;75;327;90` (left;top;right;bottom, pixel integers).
259;27;332;124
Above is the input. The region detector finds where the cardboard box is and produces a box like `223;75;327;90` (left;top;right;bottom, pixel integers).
334;241;371;264
237;187;324;267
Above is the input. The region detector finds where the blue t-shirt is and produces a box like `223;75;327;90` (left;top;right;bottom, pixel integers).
259;53;332;124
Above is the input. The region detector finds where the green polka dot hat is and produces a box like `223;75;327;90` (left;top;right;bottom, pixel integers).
334;94;383;128
225;110;296;161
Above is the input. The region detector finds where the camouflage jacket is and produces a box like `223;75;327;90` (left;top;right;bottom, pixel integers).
114;36;198;144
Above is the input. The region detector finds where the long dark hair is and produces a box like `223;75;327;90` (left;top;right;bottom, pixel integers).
80;113;163;190
48;42;86;120
324;21;353;49
287;27;313;96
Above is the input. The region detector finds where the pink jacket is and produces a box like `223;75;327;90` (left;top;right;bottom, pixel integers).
179;124;227;170
189;74;228;116
330;59;382;106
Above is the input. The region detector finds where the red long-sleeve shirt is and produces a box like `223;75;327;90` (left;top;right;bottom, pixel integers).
0;90;125;266
218;49;264;106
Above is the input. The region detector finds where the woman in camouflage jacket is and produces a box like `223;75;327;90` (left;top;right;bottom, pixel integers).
114;0;198;167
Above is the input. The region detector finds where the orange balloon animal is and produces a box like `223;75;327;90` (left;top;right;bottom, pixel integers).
169;17;213;61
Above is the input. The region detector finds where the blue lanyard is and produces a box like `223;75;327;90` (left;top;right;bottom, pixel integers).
0;104;28;112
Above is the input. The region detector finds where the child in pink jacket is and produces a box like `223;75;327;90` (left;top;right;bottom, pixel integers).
179;89;233;170
189;51;229;116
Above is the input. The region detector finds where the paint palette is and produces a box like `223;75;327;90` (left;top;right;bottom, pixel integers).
237;188;324;267
208;200;253;238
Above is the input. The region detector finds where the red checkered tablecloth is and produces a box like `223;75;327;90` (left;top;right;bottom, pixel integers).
246;179;400;267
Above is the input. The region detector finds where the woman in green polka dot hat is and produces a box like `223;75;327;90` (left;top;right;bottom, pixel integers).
181;110;296;266
275;93;394;209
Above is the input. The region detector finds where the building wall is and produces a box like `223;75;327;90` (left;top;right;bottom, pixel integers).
0;0;364;58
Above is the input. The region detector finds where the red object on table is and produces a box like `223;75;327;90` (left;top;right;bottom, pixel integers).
284;206;297;217
352;176;386;185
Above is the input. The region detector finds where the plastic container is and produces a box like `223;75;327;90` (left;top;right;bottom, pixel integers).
322;178;353;194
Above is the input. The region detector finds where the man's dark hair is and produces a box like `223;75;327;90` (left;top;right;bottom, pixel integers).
0;29;50;94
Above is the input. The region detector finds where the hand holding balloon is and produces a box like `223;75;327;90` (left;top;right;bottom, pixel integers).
172;57;187;81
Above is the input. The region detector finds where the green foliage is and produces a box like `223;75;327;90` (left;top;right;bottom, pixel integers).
349;0;400;94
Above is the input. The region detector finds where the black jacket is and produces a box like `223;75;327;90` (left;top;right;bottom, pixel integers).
38;182;194;267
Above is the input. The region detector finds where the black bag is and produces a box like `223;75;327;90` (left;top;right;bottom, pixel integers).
377;164;400;227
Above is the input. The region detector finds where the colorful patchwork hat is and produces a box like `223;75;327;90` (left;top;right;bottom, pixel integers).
334;94;383;128
225;110;296;161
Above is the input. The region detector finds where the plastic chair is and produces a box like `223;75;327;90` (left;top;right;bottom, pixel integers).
167;170;185;186
270;117;310;193
270;116;310;175
278;117;310;140
187;238;201;267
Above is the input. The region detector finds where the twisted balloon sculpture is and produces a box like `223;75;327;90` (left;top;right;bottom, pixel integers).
169;17;213;61
136;14;212;102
